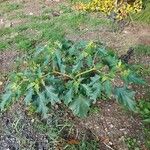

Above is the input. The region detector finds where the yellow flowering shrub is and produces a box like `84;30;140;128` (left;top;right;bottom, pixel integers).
73;0;142;20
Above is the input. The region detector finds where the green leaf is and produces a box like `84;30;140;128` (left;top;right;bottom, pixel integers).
55;49;62;67
64;88;73;105
86;75;102;103
60;64;66;73
89;74;100;86
69;95;90;117
34;46;45;57
55;49;66;73
0;91;12;110
86;55;93;67
75;41;87;50
143;118;150;123
72;61;83;73
114;87;136;111
68;45;76;55
45;86;60;105
126;73;146;84
104;55;118;68
82;84;92;97
24;88;34;105
62;39;73;50
97;47;107;56
37;92;48;118
103;80;112;97
90;82;102;103
43;55;51;66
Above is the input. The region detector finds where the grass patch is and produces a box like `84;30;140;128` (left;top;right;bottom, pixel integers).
132;2;150;24
134;44;150;56
0;8;110;52
0;42;8;51
0;2;22;14
0;28;14;36
0;0;111;52
65;140;100;150
138;99;150;149
13;34;38;51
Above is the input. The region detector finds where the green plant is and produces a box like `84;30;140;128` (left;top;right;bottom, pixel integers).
73;0;142;20
64;140;100;150
0;40;145;118
135;44;150;56
0;2;22;13
131;0;150;24
125;137;140;150
138;100;150;123
138;100;150;148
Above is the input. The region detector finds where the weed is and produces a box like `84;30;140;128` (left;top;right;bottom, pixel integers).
89;106;101;114
131;1;150;24
138;100;150;123
0;42;8;51
0;28;14;37
0;2;22;13
64;140;100;150
0;40;145;118
134;44;150;56
137;99;150;148
125;137;140;150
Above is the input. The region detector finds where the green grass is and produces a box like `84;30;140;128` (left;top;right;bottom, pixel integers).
65;140;100;150
138;99;150;149
132;1;150;24
0;28;14;36
0;2;22;14
135;44;150;56
0;42;8;50
0;5;110;52
125;137;140;150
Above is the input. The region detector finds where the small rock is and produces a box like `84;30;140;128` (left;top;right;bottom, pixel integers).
29;12;33;15
0;19;4;25
0;81;3;85
110;124;114;128
109;141;113;145
52;11;60;17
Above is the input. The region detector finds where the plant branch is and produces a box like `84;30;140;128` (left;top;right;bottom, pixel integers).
75;68;96;78
52;71;74;80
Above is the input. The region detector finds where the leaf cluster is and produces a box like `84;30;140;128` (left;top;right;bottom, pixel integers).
73;0;142;20
138;100;150;123
0;40;145;117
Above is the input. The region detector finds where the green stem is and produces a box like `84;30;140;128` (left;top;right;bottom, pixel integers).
52;71;74;80
42;67;102;81
75;68;96;78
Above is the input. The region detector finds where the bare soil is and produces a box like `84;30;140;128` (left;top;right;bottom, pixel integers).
67;24;150;55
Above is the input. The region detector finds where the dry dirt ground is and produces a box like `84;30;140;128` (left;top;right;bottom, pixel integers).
0;0;150;150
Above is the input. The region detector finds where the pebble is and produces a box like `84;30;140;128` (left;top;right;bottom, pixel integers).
110;124;114;128
29;12;33;15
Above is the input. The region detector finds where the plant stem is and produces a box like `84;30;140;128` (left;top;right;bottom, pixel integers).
75;68;96;78
53;71;74;80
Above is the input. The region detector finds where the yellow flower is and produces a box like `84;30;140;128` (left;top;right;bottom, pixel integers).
0;81;3;86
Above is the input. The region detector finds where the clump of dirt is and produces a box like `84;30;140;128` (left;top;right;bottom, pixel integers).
0;102;52;150
67;24;150;55
78;101;144;150
0;50;19;93
0;51;19;74
0;102;96;150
